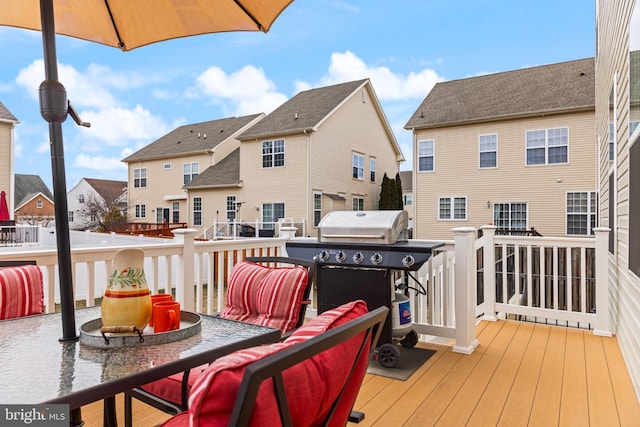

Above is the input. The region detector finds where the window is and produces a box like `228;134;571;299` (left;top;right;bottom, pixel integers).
352;197;364;211
135;204;146;219
493;203;527;230
183;162;199;185
262;203;285;230
403;194;413;206
163;163;171;169
439;196;467;220
609;122;615;161
36;199;43;209
313;193;322;226
418;140;434;172
172;202;180;223
370;158;376;182
526;128;568;165
226;196;236;221
90;213;98;222
156;208;165;223
68;211;74;222
134;168;147;188
352;153;364;180
193;197;202;226
566;192;597;235
78;193;85;203
479;134;497;168
262;139;285;168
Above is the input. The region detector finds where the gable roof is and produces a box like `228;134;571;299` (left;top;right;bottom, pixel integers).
183;148;241;189
84;178;127;201
122;114;264;162
14;174;54;208
0;102;18;123
238;79;371;140
405;58;595;130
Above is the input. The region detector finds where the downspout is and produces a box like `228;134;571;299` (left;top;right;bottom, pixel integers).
411;129;417;237
304;129;310;236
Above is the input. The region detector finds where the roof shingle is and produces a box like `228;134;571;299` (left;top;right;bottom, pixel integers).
0;102;18;122
405;58;595;129
122;114;263;162
183;148;241;189
238;79;369;140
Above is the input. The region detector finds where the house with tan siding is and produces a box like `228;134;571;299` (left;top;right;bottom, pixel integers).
184;79;404;237
405;58;597;240
122;114;264;226
399;170;414;231
0;102;18;217
596;0;640;400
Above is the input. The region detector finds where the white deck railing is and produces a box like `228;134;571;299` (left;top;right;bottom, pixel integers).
0;225;612;352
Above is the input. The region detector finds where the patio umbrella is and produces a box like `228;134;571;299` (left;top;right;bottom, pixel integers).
0;191;9;222
0;0;294;342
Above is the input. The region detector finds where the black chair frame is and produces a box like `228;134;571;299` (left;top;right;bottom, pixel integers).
124;256;317;427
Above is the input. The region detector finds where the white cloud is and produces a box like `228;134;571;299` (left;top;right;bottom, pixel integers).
309;51;444;101
191;65;288;115
77;105;170;146
73;154;127;171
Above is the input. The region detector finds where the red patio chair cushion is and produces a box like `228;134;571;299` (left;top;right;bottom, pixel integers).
220;260;309;334
0;265;44;320
161;300;369;427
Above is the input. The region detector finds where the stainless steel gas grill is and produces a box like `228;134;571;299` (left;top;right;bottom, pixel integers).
286;210;442;367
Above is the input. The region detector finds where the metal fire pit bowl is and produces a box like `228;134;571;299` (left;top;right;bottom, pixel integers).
80;311;201;348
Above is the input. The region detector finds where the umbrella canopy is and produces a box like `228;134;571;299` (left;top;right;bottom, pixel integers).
0;0;293;51
0;191;9;222
0;0;294;344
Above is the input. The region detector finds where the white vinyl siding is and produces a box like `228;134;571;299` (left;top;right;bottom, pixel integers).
418;140;434;172
526;127;568;165
479;134;497;168
439;196;466;220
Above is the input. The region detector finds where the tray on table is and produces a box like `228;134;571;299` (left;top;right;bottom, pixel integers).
80;311;202;348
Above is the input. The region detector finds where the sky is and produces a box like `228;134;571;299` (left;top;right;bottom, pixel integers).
0;1;596;191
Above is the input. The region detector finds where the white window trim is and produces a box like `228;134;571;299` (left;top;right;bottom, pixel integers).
417;139;435;172
525;127;570;166
352;152;365;180
438;196;467;221
369;157;376;183
493;202;529;230
565;191;597;236
262;139;285;168
478;133;498;169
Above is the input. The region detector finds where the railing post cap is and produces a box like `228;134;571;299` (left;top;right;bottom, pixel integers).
172;228;199;236
480;225;497;230
593;227;611;232
452;227;476;234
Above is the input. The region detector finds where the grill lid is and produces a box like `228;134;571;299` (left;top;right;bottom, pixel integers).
318;210;408;244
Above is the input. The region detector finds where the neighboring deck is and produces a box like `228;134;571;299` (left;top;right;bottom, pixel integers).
81;319;640;426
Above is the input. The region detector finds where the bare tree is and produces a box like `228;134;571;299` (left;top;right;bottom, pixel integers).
76;191;127;231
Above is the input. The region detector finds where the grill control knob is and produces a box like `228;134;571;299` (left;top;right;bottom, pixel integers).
335;251;346;262
318;250;330;262
371;252;383;265
352;252;364;263
402;254;415;268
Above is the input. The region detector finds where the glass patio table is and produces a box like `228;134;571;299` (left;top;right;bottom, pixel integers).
0;306;280;426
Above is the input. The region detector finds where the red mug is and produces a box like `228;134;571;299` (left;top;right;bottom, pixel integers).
153;301;180;333
149;294;173;327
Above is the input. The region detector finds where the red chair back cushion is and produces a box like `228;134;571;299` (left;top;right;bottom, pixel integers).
174;300;370;427
220;261;308;333
0;265;44;320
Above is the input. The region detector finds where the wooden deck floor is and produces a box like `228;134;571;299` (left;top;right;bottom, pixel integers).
79;319;640;426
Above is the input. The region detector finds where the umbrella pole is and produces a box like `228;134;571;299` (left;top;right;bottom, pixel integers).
39;0;78;342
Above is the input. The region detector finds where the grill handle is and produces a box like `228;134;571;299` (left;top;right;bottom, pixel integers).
321;234;386;239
